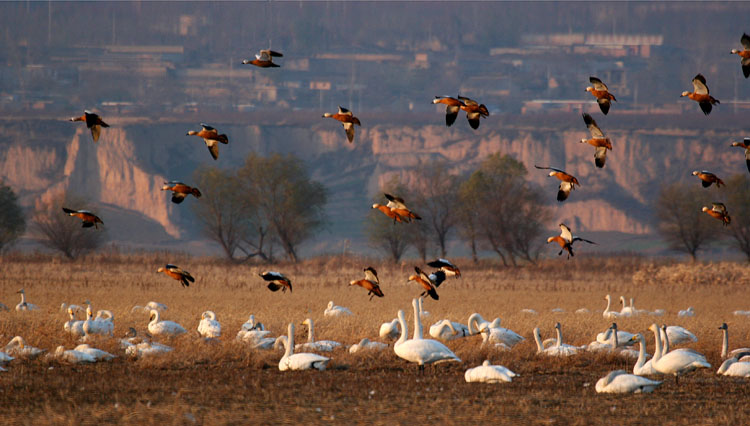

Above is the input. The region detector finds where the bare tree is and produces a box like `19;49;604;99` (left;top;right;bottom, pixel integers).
32;192;106;259
654;182;718;261
724;174;750;261
410;160;460;258
0;182;26;253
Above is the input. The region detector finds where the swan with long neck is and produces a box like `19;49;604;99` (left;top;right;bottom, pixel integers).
533;327;571;356
148;309;187;337
649;323;710;384
279;323;330;371
15;289;38;311
603;294;619;319
429;319;466;341
629;333;656;375
82;305;114;338
467;313;492;335
63;307;85;337
619;296;634;317
595;370;661;394
198;311;221;338
296;318;341;352
719;323;750;359
4;336;45;359
379;319;400;340
717;353;750;377
393;300;461;371
478;318;524;347
553;322;582;353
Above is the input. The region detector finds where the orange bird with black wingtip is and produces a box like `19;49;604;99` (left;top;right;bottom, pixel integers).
408;266;439;301
186;123;229;160
681;74;720;115
69;110;109;142
432;96;466;127
157;264;194;287
242;49;283;68
372;203;404;223
385;193;421;223
323;106;361;143
546;223;596;259
457;95;489;129
161;181;202;204
259;271;292;293
580;113;612;169
349;267;384;300
585;77;617;115
691;171;725;188
731;33;750;78
730;138;750;174
702;203;731;226
534;165;580;202
62;207;103;229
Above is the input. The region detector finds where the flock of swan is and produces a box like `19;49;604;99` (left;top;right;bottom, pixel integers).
2;287;750;395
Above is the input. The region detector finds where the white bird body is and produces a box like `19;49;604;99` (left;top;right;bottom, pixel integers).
595;370;662;394
4;336;45;360
125;341;173;358
603;294;620;319
237;330;275;350
52;346;96;364
379;319;400;340
279;323;330;371
665;326;697;346
595;328;635;347
197;310;221;338
15;289;38;312
717;357;750;377
82;307;114;338
575;308;590;314
533;327;576;356
464;360;517;383
480;322;525;348
239;314;265;332
324;301;352;317
393;300;461;370
429;319;468;341
349;338;388;354
73;344;115;361
649;324;710;381
63;308;86;337
148;309;186;337
521;308;538;315
131;301;168;313
619;296;635;317
630;333;656;376
677;307;695;317
0;351;15;363
296;318;341;353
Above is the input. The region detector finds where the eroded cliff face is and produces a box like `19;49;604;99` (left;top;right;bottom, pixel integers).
0;117;743;251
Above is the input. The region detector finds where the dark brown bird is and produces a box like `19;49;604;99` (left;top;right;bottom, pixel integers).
585;77;617;115
349;267;384;300
681;74;719;115
62;207;103;229
691;171;724;188
259;271;292;293
535;165;581;202
69;110;109;142
242;49;283;68
157;264;194;287
580;113;612;168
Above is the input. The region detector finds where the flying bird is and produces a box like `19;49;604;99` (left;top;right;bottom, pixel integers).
62;208;103;229
349;267;384;300
681;74;719;115
457;95;489;129
161;181;202;204
702;203;731;226
580;113;612;168
691;171;724;188
432;96;465;127
259;271;293;293
186;124;229;160
730;138;750;174
730;33;750;78
322;106;361;143
157;264;194;287
242;49;283;68
372;193;421;224
69;110;109;142
547;223;596;259
408;266;440;300
426;258;461;278
585;77;617;115
534;165;580;202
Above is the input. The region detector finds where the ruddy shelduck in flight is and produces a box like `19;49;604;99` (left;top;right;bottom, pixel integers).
585;77;617;115
730;33;750;78
186;124;229;160
457;95;489;129
426;258;461;278
730;138;750;174
547;223;596;259
534;165;580;202
580;113;612;169
157;264;194;287
702;203;731;226
62;208;103;229
161;181;202;204
681;74;719;115
432;96;465;127
372;193;421;224
259;271;293;293
69;110;109;142
242;49;283;68
349;267;384;300
691;171;724;188
408;266;439;301
322;106;361;143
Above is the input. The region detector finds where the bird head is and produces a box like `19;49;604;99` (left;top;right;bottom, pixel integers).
680;91;690;97
731;49;740;54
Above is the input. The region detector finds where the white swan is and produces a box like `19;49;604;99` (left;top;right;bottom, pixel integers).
148;309;186;338
51;346;96;364
236;316;274;349
4;336;45;359
197;310;221;338
602;294;620;319
533;327;573;356
393;299;461;371
0;351;14;364
595;324;635;347
60;303;86;315
521;308;538;315
467;313;494;335
677;307;695;317
664;325;697;346
239;314;265;332
82;306;114;338
324;301;352;317
649;323;710;384
73;344;115;361
15;289;38;311
575;308;590;314
417;297;430;318
379;319;400;340
429;319;468;341
279;323;330;371
619;296;634;317
629;333;656;376
131;301;168;314
718;323;750;359
464;360;518;383
717;355;750;377
552;322;583;353
349;338;388;354
63;307;86;337
296;318;341;352
479;319;525;348
124;340;173;358
595;370;662;394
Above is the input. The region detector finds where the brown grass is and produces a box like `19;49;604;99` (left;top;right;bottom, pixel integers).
1;254;750;424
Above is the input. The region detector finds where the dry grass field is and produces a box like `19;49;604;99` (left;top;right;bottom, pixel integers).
1;253;750;424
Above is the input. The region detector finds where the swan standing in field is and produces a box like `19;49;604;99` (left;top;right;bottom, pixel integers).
717;354;750;377
324;301;352;317
677;307;695;317
73;344;115;361
50;346;96;364
429;319;468;341
464;360;517;383
649;323;710;384
349;338;388;354
4;336;45;360
393;299;461;372
15;289;38;311
595;370;662;394
718;323;750;360
63;307;86;337
629;333;656;376
379;319;400;340
197;311;221;338
279;323;330;371
602;294;619;319
297;318;342;352
131;301;168;314
148;309;187;338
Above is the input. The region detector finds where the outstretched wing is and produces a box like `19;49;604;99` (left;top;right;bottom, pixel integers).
692;74;709;95
557;181;573;202
364;267;379;284
583;113;604;138
712;203;727;214
741;33;750;50
457;95;478;106
589;76;608;91
559;223;573;242
384;193;407;209
594;146;608;168
429;270;447;288
338;106;353;116
572;236;597;245
535;165;564;173
200;123;215;131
